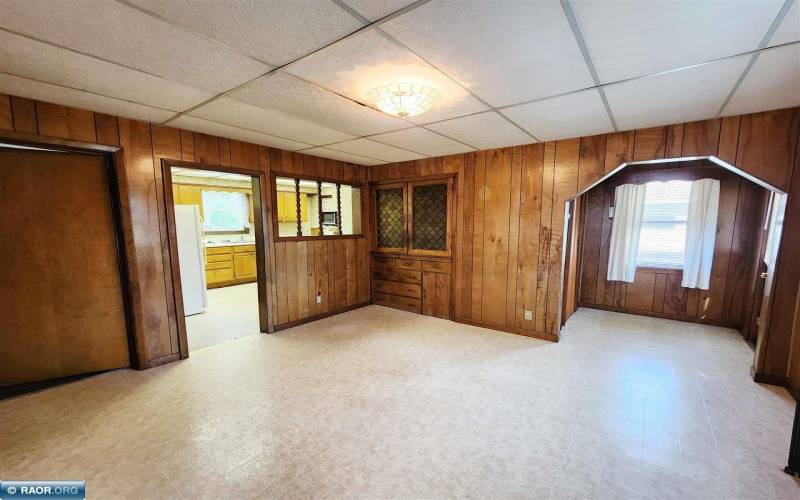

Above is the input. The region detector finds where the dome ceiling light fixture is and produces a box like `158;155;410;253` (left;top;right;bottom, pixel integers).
368;83;441;118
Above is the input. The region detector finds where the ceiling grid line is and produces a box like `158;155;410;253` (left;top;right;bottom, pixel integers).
559;0;619;132
1;0;797;165
0;69;178;113
158;0;435;126
329;0;539;142
715;0;797;117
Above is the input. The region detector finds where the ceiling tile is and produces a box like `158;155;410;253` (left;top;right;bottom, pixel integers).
0;72;173;123
287;29;488;123
502;89;613;141
230;72;409;136
172;115;313;151
0;30;213;112
327;138;425;162
604;55;750;131
381;0;593;107
769;0;799;47
724;45;800;117
369;127;474;156
341;0;418;22
302;147;385;166
0;0;268;94
125;0;363;66
573;0;784;83
189;97;355;146
426;111;533;150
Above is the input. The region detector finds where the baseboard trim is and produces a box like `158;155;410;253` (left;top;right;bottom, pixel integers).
751;366;799;400
148;353;180;368
272;302;371;332
578;302;739;329
454;317;558;342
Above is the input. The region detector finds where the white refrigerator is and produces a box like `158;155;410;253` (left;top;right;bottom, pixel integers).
174;205;207;316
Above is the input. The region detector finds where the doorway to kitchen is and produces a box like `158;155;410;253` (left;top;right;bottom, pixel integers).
163;161;268;354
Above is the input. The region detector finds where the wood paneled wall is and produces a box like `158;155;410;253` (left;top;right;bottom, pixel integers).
3;91;800;392
576;162;769;333
0;94;369;369
264;151;370;329
371;108;800;390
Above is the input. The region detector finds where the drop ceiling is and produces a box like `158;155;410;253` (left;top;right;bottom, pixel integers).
0;0;797;166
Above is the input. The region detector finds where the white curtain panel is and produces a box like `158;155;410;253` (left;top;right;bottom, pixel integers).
681;178;720;289
607;183;647;282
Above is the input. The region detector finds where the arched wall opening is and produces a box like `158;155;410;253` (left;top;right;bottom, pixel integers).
558;155;787;377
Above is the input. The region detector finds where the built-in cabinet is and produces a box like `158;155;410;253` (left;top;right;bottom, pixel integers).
275;191;309;222
371;176;455;319
205;244;256;288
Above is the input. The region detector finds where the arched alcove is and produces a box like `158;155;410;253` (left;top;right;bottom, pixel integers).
558;155;787;376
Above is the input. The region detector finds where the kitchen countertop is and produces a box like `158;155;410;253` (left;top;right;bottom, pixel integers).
205;241;256;248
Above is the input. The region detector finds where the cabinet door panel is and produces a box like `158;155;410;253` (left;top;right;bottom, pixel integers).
234;253;257;279
408;179;452;257
374;184;407;253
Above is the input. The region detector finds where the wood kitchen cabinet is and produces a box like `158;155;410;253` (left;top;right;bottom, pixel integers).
204;244;256;288
276;191;308;222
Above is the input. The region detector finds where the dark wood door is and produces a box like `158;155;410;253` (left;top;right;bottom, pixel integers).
0;148;130;387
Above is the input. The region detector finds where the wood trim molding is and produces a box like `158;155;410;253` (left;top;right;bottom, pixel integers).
272;301;371;332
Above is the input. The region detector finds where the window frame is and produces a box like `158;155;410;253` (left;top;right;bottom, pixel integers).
270;171;364;242
634;179;691;271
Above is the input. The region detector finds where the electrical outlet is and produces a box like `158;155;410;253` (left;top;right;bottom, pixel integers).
524;310;533;320
316;292;322;304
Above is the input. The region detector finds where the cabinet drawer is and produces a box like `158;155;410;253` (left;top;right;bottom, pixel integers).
207;253;232;263
422;261;451;274
234;244;255;253
372;256;395;268
373;292;422;314
372;267;421;285
395;258;421;271
206;261;233;271
373;279;421;299
206;268;234;284
206;246;232;255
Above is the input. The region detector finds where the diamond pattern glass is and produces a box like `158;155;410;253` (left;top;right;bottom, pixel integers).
376;188;404;248
412;184;447;251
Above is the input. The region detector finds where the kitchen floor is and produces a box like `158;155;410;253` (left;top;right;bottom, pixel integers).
1;306;797;499
185;282;260;351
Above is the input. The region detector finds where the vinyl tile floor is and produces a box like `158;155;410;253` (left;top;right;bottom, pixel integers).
1;306;798;499
184;282;260;352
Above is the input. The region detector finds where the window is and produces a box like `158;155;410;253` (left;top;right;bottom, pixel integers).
635;180;691;269
201;190;248;232
273;175;361;239
764;192;787;267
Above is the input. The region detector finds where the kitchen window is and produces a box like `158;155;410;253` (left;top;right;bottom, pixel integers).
636;180;691;269
201;190;248;232
272;174;362;239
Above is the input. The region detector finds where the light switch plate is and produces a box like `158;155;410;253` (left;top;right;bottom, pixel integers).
524;310;533;320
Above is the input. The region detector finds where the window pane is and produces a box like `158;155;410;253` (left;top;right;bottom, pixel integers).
276;176;299;237
412;183;447;251
298;179;319;237
764;192;787;267
201;190;248;231
320;181;338;236
339;185;362;236
636;180;691;269
376;187;405;248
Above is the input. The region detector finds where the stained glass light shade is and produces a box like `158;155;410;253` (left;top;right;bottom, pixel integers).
368;83;441;118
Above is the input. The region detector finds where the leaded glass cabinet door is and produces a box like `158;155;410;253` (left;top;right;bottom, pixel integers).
374;183;407;253
409;179;452;257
